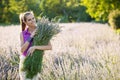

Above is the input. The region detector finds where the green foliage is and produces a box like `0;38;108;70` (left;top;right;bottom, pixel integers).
39;0;91;22
0;0;11;24
108;9;120;29
81;0;120;22
23;0;41;16
0;0;92;24
0;0;41;24
22;17;60;79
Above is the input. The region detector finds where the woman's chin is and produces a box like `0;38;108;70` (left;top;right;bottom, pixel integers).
31;24;36;27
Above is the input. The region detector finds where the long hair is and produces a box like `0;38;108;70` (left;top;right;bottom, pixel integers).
19;11;34;31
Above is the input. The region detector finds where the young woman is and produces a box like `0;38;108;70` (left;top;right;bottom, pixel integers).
19;11;52;80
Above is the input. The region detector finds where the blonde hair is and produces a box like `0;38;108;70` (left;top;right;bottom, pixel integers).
19;11;34;31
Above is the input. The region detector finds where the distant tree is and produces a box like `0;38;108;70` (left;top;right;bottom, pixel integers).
0;0;10;24
23;0;41;16
0;0;41;24
81;0;120;22
0;0;92;24
39;0;91;22
9;0;41;23
39;0;63;19
8;0;27;23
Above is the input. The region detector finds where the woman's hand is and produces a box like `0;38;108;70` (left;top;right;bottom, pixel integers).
27;46;36;56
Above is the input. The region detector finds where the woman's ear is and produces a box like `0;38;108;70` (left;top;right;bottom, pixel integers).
23;21;27;25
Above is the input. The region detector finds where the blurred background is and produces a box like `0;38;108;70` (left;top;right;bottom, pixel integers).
1;0;120;25
0;0;120;80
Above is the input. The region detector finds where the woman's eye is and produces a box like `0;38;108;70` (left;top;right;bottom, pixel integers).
28;19;31;21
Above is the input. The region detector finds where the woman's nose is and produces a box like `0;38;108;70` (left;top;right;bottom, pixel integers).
32;19;35;22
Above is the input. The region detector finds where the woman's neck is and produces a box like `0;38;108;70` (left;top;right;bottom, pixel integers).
28;26;36;33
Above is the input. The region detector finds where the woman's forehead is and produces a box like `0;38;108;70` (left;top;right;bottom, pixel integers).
26;14;34;19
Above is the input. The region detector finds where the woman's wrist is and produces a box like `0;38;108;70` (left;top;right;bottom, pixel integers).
32;46;37;51
30;35;34;38
27;36;33;43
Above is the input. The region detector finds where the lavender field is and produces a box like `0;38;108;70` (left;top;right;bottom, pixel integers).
0;23;120;80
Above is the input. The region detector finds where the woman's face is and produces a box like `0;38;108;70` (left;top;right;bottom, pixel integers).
25;14;36;27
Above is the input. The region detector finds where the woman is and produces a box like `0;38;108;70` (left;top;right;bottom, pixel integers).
19;11;52;80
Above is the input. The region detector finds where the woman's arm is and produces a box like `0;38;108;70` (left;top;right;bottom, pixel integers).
35;42;52;50
20;29;37;53
20;32;30;53
27;42;52;56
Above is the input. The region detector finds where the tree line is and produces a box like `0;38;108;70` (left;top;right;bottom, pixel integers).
0;0;120;24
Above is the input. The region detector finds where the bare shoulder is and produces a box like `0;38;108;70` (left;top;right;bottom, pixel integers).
20;32;24;46
20;32;23;39
20;32;24;42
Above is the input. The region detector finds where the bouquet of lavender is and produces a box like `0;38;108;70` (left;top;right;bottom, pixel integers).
22;17;60;78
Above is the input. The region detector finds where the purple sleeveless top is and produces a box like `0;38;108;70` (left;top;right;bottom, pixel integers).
22;28;33;56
